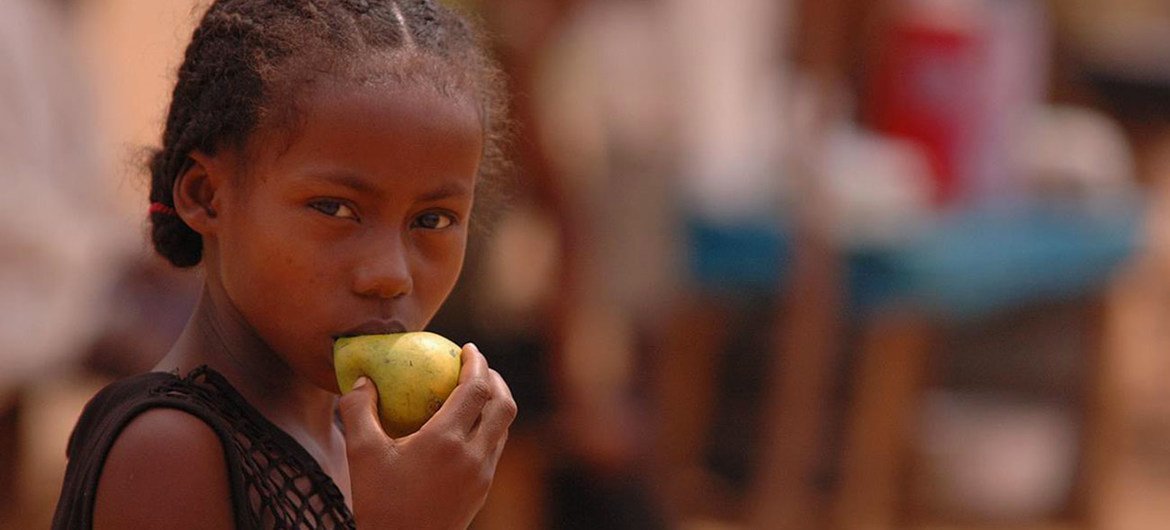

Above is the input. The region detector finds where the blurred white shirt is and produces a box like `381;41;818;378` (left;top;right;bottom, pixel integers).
0;0;126;389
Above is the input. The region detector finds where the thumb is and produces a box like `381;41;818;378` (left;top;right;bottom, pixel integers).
338;377;388;451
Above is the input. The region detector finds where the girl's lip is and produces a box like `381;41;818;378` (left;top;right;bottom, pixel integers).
335;319;408;339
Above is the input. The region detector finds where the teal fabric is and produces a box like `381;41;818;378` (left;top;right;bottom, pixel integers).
869;203;1144;320
686;217;791;294
685;201;1144;320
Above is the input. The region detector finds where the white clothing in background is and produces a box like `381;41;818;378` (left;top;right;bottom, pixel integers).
662;0;793;222
0;0;126;390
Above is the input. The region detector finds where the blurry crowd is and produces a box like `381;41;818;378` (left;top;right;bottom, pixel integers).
4;0;1170;529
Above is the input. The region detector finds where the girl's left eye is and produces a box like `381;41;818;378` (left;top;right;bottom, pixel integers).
414;212;455;230
309;200;358;220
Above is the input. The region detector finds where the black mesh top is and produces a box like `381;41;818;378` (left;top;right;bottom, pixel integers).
52;366;356;529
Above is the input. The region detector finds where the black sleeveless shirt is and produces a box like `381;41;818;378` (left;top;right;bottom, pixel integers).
52;366;356;529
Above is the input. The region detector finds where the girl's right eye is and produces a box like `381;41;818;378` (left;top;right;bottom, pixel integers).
309;199;358;220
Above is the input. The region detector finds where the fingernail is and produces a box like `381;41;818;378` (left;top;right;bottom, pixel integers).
353;376;369;389
467;342;479;353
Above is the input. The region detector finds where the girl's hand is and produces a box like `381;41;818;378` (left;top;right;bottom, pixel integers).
338;343;516;529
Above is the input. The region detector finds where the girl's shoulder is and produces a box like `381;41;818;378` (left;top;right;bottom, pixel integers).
53;367;355;529
91;403;237;528
53;368;251;529
62;367;242;462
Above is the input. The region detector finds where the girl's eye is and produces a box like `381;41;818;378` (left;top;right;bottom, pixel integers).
309;200;358;220
414;212;455;230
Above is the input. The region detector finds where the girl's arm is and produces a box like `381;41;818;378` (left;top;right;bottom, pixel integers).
93;409;235;529
338;343;517;529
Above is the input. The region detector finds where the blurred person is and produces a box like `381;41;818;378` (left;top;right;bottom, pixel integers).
535;0;798;525
52;1;518;528
663;0;797;521
432;0;673;528
0;0;127;510
530;0;685;526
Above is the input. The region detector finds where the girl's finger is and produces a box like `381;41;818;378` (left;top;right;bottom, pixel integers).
458;342;488;384
471;369;517;444
426;343;492;435
337;377;392;453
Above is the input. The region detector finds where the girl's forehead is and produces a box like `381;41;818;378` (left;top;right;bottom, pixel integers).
248;77;482;161
305;81;481;142
238;79;483;182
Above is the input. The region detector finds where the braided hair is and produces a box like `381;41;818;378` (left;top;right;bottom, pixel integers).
148;0;509;267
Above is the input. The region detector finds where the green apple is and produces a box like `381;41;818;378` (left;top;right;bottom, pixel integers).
334;331;462;438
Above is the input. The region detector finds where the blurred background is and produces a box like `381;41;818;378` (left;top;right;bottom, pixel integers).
2;0;1169;529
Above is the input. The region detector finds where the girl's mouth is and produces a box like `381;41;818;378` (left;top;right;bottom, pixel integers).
334;319;408;339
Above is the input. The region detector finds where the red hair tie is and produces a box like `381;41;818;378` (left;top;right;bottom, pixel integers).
149;202;177;216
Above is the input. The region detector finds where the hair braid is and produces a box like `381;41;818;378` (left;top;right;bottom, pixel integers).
148;4;275;266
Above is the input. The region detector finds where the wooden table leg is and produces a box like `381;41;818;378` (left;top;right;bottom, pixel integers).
1076;294;1121;530
833;310;934;530
748;229;843;530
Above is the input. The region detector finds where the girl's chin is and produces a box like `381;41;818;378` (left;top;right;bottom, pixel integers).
276;354;341;395
304;371;343;396
312;361;342;394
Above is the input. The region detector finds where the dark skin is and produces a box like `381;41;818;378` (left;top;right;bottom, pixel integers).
93;80;517;529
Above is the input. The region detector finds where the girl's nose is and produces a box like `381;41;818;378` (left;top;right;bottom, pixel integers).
352;236;414;300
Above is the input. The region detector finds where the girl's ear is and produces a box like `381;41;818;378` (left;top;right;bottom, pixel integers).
173;151;225;236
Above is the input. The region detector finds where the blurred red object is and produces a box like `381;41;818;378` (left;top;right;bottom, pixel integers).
866;0;1051;208
866;1;985;206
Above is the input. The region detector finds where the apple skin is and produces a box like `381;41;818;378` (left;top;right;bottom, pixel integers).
334;332;462;438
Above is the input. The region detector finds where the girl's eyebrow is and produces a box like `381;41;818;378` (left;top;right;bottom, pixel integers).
299;169;472;202
417;181;472;202
303;170;380;197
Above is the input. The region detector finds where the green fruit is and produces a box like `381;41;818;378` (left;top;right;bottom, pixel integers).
334;332;462;438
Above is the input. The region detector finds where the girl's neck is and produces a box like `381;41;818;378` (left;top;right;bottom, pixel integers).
157;282;340;441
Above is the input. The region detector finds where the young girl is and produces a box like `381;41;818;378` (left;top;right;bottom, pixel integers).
52;1;516;528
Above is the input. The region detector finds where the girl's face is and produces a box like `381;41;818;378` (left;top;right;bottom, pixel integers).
211;82;483;392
